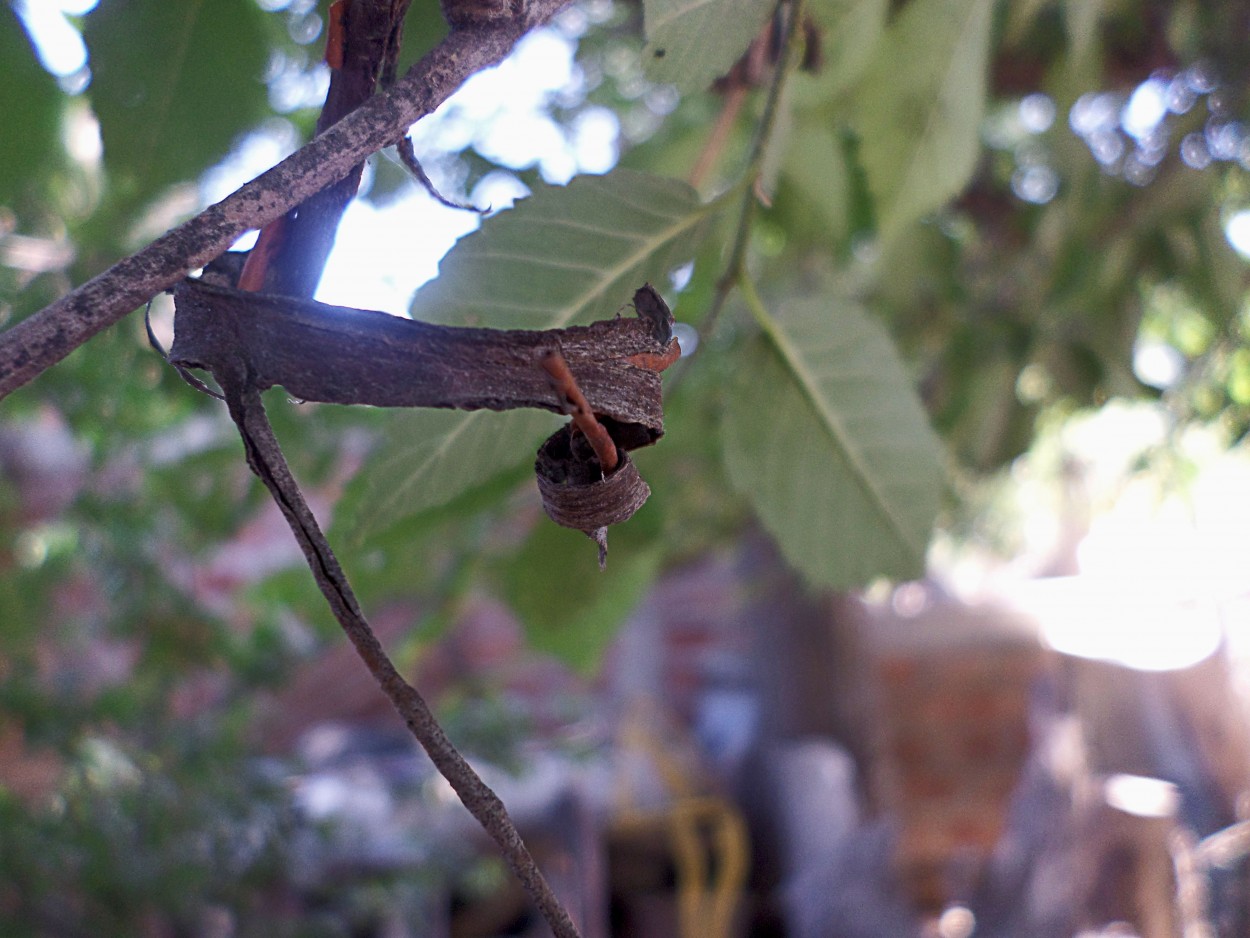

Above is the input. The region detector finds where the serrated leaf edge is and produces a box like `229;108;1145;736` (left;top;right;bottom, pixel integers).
750;295;927;560
862;0;993;238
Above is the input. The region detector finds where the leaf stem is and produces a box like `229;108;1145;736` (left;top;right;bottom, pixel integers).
735;268;772;334
701;0;808;338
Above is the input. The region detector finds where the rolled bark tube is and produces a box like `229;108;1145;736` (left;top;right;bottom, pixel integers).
535;425;651;533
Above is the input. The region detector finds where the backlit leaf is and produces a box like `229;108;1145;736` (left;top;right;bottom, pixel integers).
342;169;721;540
336;408;559;546
84;0;270;207
723;295;944;586
497;520;663;673
642;0;777;94
850;0;993;242
412;169;715;328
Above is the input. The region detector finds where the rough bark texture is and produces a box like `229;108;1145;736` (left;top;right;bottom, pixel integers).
219;374;582;938
169;277;676;553
247;0;413;296
168;278;670;447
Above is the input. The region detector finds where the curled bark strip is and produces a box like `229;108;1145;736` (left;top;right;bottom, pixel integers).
169;278;672;446
170;278;674;569
535;424;651;568
169;277;675;564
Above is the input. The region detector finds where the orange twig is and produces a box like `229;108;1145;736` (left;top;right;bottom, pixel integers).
539;348;618;474
236;217;287;292
326;0;349;69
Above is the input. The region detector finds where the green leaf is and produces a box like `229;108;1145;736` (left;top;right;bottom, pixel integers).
84;0;270;206
723;294;944;586
641;0;777;94
780;123;850;245
793;0;888;108
850;0;994;242
412;169;716;328
496;519;663;673
0;8;67;215
335;408;559;545
395;0;450;75
337;170;719;541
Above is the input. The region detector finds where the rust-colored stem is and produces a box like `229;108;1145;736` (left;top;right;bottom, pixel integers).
539;348;619;474
690;85;748;190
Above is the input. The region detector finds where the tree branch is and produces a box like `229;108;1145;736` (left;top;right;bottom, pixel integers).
240;0;414;296
168;279;673;446
217;369;581;938
167;277;676;555
0;0;574;402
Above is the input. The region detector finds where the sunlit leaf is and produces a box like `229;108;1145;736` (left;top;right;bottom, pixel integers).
0;9;66;215
641;0;776;94
84;0;270;207
342;170;722;540
850;0;994;242
723;295;944;586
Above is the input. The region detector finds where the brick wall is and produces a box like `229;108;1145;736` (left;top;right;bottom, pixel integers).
858;590;1048;910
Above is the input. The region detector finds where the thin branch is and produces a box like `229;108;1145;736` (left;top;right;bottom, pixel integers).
0;0;575;402
240;0;416;296
396;134;485;212
701;0;807;338
169;278;670;443
218;371;582;938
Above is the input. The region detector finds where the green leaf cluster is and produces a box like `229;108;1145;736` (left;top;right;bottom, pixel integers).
3;1;1250;923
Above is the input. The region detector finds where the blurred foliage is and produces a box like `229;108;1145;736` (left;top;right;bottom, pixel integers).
83;0;271;217
0;6;66;218
642;0;776;92
0;728;297;937
3;0;1250;931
